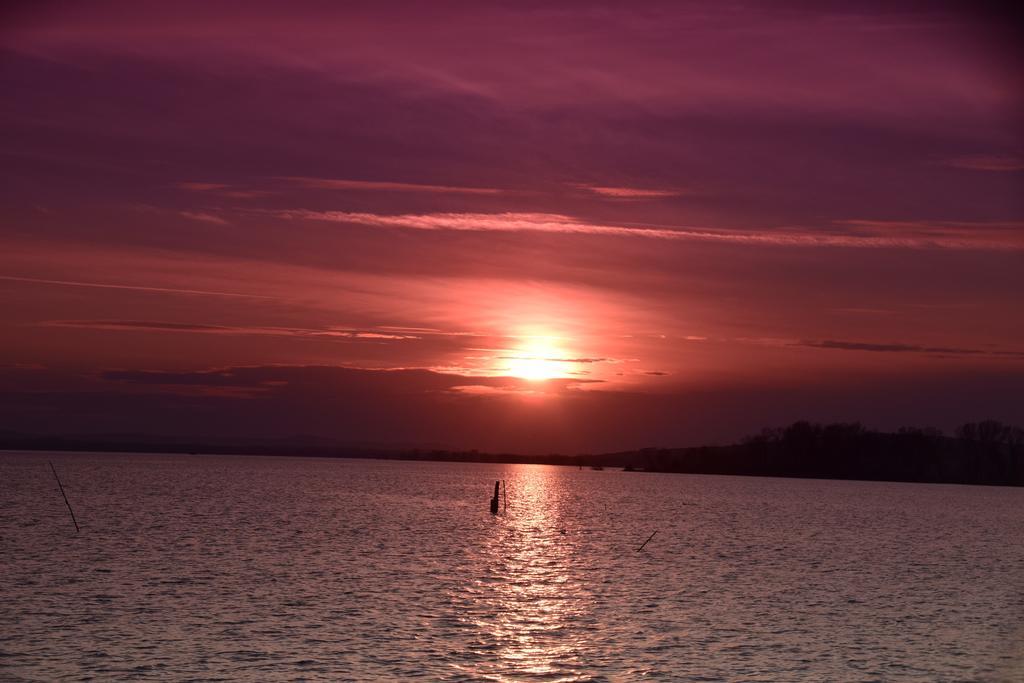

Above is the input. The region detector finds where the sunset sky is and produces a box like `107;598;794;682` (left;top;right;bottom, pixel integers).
1;1;1021;452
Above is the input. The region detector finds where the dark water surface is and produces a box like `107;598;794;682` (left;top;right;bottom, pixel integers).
2;451;1022;681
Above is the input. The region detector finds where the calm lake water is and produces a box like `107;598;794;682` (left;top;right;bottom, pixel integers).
1;451;1022;681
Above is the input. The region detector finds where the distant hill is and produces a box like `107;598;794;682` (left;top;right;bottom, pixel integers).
2;420;1021;486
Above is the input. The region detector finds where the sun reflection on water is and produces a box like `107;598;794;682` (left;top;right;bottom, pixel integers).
456;466;596;680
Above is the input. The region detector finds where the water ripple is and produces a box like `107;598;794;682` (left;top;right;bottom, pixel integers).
1;452;1023;681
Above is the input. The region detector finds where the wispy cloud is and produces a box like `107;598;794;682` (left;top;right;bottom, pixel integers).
280;210;1024;251
53;320;233;333
498;355;612;364
797;339;1024;359
175;182;230;191
0;275;273;300
180;211;230;225
5;3;1013;122
942;155;1024;172
834;220;1024;250
281;176;504;195
46;319;424;341
176;182;273;199
575;185;682;199
101;364;597;393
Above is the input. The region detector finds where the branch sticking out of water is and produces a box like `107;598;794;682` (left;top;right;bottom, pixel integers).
49;461;80;533
637;530;658;552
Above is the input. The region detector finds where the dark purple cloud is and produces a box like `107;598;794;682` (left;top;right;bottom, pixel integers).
797;340;1024;358
1;363;1021;453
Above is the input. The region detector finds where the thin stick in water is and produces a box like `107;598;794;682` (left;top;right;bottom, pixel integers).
636;530;657;552
502;480;507;513
49;461;80;533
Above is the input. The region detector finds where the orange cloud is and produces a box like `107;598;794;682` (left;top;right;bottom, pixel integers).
576;185;682;199
281;176;503;195
942;155;1024;172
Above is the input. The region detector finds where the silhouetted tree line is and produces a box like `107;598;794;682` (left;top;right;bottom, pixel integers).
2;420;1021;486
598;420;1024;486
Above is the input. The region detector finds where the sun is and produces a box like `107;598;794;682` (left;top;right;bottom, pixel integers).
503;336;572;382
506;355;563;381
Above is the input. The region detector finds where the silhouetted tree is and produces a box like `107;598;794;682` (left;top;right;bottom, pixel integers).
957;420;1014;444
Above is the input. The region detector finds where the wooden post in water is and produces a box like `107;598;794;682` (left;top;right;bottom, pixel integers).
49;461;80;533
502;480;507;513
490;480;500;514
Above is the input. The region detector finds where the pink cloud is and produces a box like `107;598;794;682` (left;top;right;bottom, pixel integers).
180;211;230;225
280;210;1024;251
835;220;1024;250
